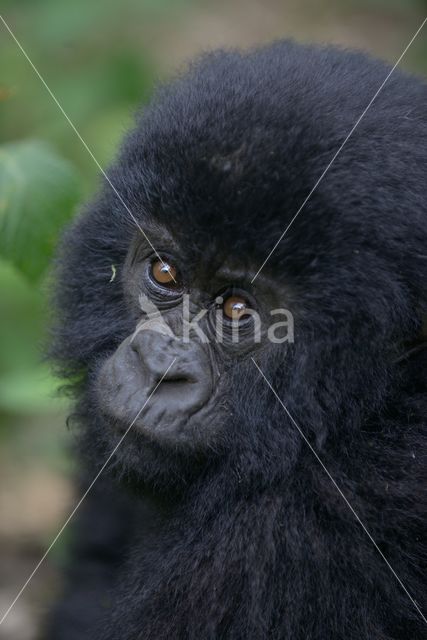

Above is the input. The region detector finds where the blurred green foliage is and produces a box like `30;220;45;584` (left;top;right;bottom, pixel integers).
0;140;81;281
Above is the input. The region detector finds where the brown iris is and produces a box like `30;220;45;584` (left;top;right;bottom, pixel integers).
223;295;249;321
151;259;178;286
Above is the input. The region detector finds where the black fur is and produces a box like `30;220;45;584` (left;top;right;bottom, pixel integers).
47;41;427;639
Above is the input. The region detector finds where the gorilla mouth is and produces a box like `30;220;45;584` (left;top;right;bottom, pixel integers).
155;373;196;386
105;392;217;449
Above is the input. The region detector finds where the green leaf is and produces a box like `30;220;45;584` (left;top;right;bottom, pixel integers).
0;140;81;281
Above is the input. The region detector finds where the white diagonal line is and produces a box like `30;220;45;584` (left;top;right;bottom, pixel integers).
252;357;427;625
251;16;427;283
0;14;176;282
0;358;176;626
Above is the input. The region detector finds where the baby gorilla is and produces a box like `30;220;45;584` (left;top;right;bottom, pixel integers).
47;41;427;639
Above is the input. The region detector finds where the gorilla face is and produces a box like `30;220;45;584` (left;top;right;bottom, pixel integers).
96;228;292;451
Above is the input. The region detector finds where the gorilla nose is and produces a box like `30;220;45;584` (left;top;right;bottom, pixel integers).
131;329;196;383
129;328;213;411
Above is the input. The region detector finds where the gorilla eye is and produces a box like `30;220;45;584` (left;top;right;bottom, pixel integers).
151;259;179;287
223;295;250;321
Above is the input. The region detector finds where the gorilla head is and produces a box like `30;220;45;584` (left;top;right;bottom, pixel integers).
51;41;426;638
